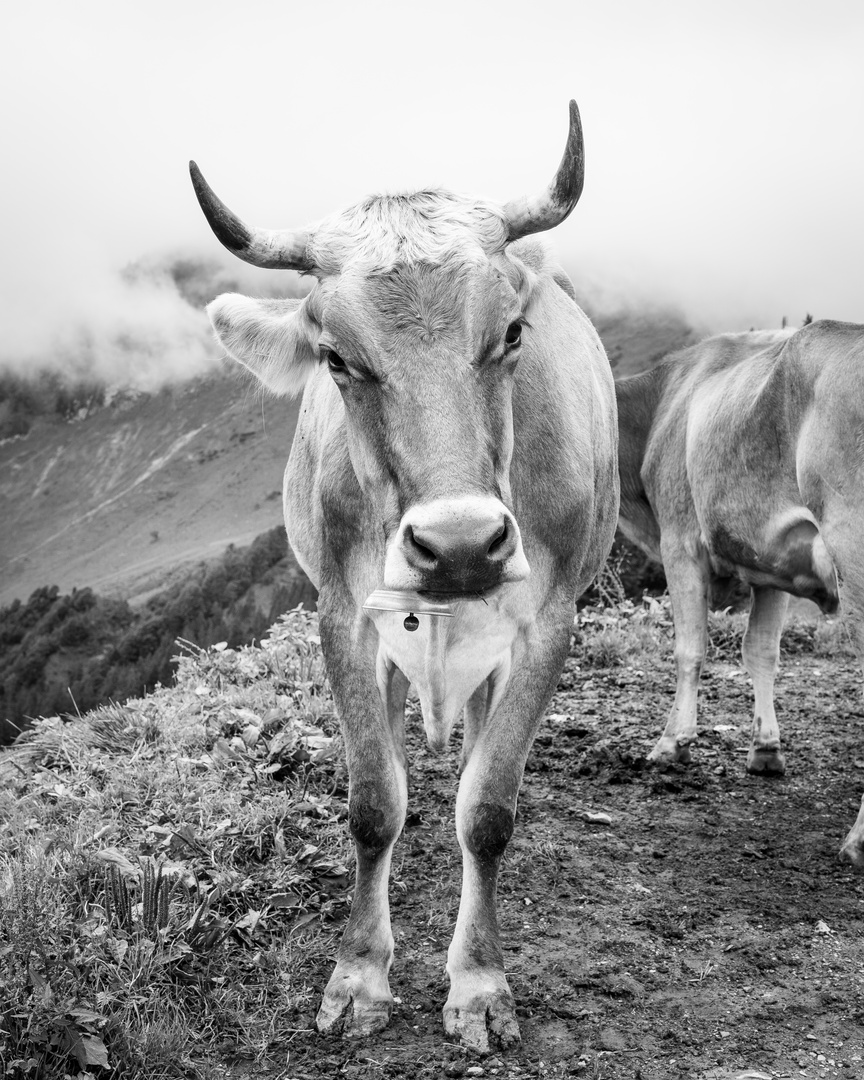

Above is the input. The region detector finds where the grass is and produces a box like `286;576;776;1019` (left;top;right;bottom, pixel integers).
576;591;859;669
1;595;856;1078
575;595;673;668
0;608;349;1079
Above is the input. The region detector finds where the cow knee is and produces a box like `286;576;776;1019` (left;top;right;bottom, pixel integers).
349;788;403;853
462;802;514;862
674;639;705;678
741;633;780;677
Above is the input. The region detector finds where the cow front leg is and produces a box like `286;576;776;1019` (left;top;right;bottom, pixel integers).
316;623;409;1038
742;586;789;775
460;680;488;773
648;546;709;766
444;614;571;1052
444;786;520;1052
460;661;508;772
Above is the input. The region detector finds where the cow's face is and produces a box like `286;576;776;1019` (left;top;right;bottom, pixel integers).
322;250;531;594
191;103;585;597
210;207;530;595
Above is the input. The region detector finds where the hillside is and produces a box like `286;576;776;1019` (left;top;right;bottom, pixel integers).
592;305;699;378
0;370;302;608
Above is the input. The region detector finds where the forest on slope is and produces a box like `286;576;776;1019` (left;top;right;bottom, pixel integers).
0;526;315;745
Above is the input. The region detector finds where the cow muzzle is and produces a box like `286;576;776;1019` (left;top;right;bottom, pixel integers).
383;497;530;594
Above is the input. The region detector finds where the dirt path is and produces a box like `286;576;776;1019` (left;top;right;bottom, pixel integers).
281;649;864;1079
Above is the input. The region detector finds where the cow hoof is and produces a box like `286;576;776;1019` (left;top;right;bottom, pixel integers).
316;980;393;1038
647;737;692;767
746;746;786;776
443;991;521;1052
838;835;864;870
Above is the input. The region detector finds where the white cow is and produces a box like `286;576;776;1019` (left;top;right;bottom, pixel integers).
191;102;619;1050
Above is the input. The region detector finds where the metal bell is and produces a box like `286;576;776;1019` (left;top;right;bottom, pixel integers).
403;613;419;632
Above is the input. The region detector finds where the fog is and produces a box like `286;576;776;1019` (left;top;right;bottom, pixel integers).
0;247;307;391
2;0;862;388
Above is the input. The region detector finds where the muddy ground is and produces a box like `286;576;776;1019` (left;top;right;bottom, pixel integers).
277;647;864;1080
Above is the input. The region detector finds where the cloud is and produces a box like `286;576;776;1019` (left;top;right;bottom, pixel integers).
0;247;306;392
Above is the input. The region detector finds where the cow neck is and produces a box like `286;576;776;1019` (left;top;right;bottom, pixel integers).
370;590;523;752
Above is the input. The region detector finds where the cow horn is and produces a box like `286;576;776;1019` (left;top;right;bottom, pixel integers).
502;100;585;242
189;161;314;272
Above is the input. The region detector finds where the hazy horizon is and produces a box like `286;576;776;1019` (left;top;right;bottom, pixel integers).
3;0;862;387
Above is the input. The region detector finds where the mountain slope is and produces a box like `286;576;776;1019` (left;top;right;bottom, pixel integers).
0;371;301;607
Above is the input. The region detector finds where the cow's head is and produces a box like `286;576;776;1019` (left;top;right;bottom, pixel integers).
191;103;584;598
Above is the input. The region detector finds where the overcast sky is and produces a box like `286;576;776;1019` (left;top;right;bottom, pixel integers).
2;0;863;383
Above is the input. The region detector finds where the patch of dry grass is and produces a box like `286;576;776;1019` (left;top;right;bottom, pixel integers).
575;596;673;668
0;608;349;1079
575;593;858;671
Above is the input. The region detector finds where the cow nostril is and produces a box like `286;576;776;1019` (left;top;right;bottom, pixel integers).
405;525;438;564
487;521;509;556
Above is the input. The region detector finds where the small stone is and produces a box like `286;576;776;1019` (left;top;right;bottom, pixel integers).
466;1068;485;1077
599;1027;628;1051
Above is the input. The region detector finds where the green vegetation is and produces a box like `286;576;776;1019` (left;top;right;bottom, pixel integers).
573;592;857;670
0;528;316;745
0;609;345;1079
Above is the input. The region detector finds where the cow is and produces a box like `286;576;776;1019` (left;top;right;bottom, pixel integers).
189;102;619;1051
615;323;864;863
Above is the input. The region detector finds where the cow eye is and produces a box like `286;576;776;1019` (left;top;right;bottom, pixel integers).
505;321;523;348
321;347;347;373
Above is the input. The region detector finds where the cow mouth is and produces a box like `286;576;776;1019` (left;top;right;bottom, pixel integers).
416;585;500;603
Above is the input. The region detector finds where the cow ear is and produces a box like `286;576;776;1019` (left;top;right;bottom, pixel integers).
206;294;318;396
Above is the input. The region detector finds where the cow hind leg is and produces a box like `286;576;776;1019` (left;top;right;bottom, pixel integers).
316;649;409;1037
742;586;789;776
648;548;709;766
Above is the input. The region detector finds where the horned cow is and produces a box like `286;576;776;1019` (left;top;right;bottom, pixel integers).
190;102;619;1050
